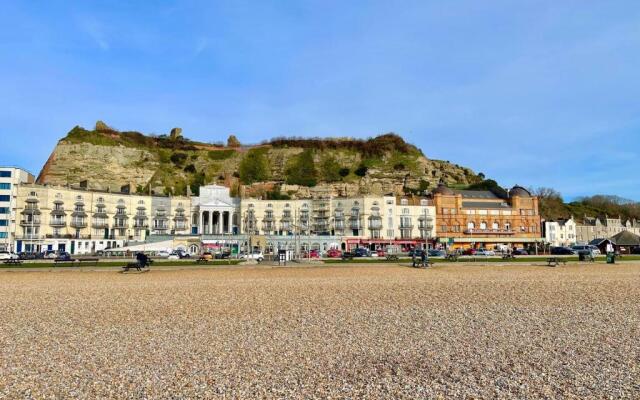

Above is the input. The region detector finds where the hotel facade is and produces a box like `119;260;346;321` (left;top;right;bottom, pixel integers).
7;172;542;255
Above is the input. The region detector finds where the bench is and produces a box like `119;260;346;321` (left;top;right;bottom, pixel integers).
412;258;434;268
196;257;210;263
122;258;153;272
75;257;99;267
445;254;458;262
3;259;23;265
501;254;515;260
341;253;354;261
546;257;568;267
385;254;399;261
53;258;75;266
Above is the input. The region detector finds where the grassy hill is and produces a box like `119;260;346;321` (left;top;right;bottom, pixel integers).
37;122;481;198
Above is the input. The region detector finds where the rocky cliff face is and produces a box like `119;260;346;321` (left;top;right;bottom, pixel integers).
37;124;480;198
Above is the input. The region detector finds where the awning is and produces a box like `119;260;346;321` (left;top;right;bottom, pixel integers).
104;240;174;253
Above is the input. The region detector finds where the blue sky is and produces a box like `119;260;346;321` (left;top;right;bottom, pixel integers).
1;1;639;200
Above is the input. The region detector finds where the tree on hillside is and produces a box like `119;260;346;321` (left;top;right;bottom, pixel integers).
285;149;317;186
227;135;241;147
320;156;342;182
239;149;270;184
467;179;508;198
530;187;569;220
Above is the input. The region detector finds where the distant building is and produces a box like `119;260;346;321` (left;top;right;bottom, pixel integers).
431;184;542;250
575;215;640;244
0;167;35;252
543;217;576;247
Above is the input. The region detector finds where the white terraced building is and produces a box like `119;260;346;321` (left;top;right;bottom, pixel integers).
0;167;35;252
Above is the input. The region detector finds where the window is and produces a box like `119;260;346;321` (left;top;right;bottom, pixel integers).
492;222;499;230
0;219;7;226
0;232;6;238
0;171;11;177
480;221;487;230
0;207;8;214
0;195;9;202
0;183;10;190
401;199;408;205
467;222;475;230
403;208;410;215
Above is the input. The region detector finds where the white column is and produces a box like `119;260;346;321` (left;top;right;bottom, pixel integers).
209;211;213;235
225;212;230;233
199;212;204;235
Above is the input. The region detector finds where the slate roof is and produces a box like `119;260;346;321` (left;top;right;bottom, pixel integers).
452;190;499;199
462;201;510;209
609;230;640;246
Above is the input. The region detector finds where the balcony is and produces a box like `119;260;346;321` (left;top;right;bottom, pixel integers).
113;223;129;229
45;234;73;239
399;223;414;229
49;219;66;227
92;221;109;229
20;219;41;226
133;222;149;229
463;229;515;235
70;220;88;228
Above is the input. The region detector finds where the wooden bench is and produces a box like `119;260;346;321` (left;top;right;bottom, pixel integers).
412;258;434;268
501;254;515;260
385;254;399;261
53;258;75;266
445;254;459;262
75;257;99;267
3;259;23;265
546;257;568;267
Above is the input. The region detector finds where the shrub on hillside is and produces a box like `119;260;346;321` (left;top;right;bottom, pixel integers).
285;149;317;187
239;149;270;184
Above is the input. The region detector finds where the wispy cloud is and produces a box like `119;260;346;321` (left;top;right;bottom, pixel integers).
77;15;109;50
194;37;208;56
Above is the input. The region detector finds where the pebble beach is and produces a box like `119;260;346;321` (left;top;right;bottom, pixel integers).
1;264;638;399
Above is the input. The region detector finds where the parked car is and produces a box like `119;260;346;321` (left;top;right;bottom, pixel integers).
0;251;19;260
55;252;73;261
156;250;171;258
512;249;528;255
353;247;371;257
43;250;58;259
302;249;320;258
241;251;264;262
176;249;191;258
167;252;181;260
571;245;601;255
462;248;477;256
475;249;496;256
18;252;41;260
551;247;576;255
201;252;214;260
428;249;446;257
214;251;231;259
326;249;342;258
631;247;640;255
375;249;386;257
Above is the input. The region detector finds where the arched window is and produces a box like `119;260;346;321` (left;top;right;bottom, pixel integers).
480;221;487;230
467;222;475;230
401;199;408;205
505;222;511;230
492;221;499;230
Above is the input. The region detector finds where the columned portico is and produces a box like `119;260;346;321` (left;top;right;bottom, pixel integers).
193;185;241;236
